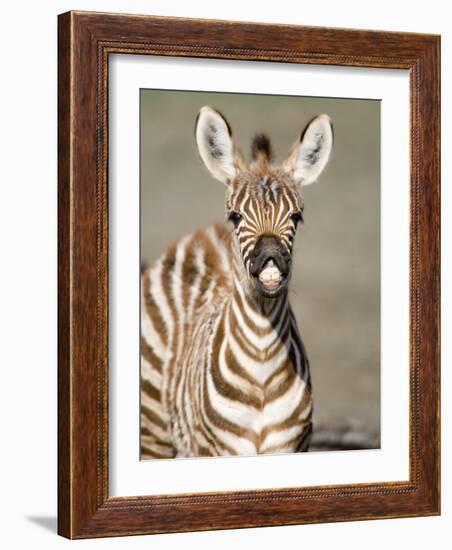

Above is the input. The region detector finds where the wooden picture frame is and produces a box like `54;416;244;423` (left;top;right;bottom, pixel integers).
58;11;440;538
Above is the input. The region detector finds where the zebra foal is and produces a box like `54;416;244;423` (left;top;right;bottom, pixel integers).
141;106;333;458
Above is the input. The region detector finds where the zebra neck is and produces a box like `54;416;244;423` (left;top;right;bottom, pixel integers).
233;279;288;322
224;245;293;364
213;280;294;390
227;272;292;356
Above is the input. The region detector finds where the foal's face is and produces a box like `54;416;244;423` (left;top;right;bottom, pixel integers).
225;171;303;298
195;106;333;300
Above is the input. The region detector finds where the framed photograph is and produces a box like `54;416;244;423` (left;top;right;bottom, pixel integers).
58;11;440;538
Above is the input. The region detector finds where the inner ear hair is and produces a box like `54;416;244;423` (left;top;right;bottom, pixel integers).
283;114;333;186
195;106;238;184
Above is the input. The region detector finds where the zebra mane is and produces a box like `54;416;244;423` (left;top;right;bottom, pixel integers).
251;133;274;163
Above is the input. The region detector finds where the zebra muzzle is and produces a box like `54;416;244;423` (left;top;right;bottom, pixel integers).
258;259;282;291
250;235;290;297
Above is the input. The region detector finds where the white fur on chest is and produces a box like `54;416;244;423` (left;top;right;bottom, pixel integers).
207;362;309;454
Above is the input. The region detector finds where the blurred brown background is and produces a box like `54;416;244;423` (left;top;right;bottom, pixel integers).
141;89;380;449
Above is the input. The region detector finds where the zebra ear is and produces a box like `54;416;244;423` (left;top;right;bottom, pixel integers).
195;106;238;185
283;114;333;186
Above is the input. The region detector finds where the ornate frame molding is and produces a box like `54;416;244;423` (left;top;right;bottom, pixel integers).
58;11;440;538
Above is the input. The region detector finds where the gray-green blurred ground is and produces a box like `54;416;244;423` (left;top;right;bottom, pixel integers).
141;90;380;445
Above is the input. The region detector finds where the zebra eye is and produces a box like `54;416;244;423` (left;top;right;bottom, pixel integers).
227;211;243;226
290;211;303;225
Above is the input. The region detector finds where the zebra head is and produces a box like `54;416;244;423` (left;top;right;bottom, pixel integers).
195;106;333;300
